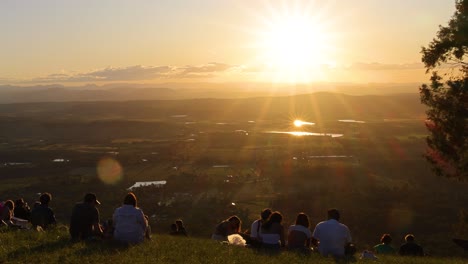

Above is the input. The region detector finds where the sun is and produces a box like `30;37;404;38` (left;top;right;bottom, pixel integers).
249;2;338;83
294;119;304;127
262;16;328;69
293;119;315;127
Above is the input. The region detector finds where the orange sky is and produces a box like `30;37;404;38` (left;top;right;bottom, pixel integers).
0;0;456;85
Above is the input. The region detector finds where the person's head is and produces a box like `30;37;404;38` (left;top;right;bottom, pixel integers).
380;234;392;244
295;212;310;228
227;215;241;232
175;219;184;228
260;208;272;221
123;192;137;207
39;193;52;205
83;193;101;206
171;223;178;232
15;198;25;207
405;234;415;242
4;200;14;210
327;208;340;221
269;211;283;223
262;211;283;230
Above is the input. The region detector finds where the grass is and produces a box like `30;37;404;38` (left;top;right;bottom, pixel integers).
0;226;466;264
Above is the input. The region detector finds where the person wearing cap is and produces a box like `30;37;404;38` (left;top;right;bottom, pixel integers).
69;193;103;241
113;192;148;244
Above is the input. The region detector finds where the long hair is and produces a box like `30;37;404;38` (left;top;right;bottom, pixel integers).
4;200;14;210
295;212;310;228
227;215;241;233
262;211;283;230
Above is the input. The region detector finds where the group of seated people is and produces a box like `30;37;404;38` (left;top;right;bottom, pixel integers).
1;194;426;256
212;208;425;259
1;193;56;229
1;192;151;245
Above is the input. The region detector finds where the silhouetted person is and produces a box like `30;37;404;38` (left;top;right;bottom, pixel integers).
250;208;272;244
175;219;188;236
69;193;103;241
312;208;352;258
0;200;15;227
399;234;424;256
261;211;285;251
288;212;312;252
169;223;179;235
30;193;56;230
113;192;149;244
13;198;31;221
374;233;396;254
212;215;242;241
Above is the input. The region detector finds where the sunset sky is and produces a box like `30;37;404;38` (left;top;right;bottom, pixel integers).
0;0;456;85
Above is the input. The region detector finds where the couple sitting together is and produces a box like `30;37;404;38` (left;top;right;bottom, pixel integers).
70;192;150;244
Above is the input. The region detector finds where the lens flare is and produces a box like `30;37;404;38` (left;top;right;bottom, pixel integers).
97;157;123;185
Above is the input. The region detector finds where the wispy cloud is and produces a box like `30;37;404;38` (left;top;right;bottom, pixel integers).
25;63;242;83
347;62;424;71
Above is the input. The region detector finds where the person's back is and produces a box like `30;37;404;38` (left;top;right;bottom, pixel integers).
288;225;311;249
13;199;31;221
374;234;395;254
113;205;147;243
287;213;312;250
399;242;424;256
374;243;395;254
250;208;272;242
261;212;285;250
0;200;15;226
398;234;424;256
312;209;352;258
69;202;99;240
113;193;148;244
31;205;55;229
31;193;56;229
399;234;423;256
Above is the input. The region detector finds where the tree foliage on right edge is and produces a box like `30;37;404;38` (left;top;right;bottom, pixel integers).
420;0;468;180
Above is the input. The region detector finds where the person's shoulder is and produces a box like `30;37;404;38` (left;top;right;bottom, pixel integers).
251;219;260;225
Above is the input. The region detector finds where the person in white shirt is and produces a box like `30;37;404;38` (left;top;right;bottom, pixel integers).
250;208;272;242
312;208;352;258
113;192;148;244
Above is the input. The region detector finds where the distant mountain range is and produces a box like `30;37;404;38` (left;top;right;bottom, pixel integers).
0;83;421;103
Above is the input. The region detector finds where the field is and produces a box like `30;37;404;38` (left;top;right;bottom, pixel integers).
0;92;467;258
0;227;466;264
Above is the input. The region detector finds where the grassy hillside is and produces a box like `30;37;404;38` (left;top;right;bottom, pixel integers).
0;227;465;264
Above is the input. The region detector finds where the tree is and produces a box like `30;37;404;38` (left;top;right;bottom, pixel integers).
420;0;468;180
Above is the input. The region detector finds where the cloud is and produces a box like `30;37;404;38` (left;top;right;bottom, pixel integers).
347;62;424;71
31;65;175;83
176;63;238;78
24;63;242;83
